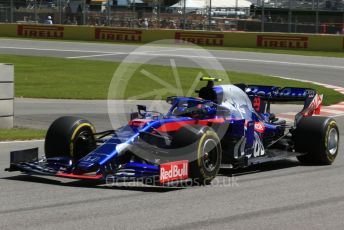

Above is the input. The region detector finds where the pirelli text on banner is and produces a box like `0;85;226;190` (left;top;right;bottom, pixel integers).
257;35;308;49
175;32;224;46
17;25;64;39
95;28;142;42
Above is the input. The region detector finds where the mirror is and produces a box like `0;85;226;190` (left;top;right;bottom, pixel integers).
137;105;147;116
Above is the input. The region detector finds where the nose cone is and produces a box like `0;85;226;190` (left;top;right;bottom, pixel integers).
74;153;102;173
74;160;99;174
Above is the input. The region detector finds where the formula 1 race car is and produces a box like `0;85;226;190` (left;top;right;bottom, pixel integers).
6;78;340;186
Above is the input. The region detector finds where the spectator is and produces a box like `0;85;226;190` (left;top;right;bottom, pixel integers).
45;16;53;25
143;18;149;28
72;17;78;25
64;17;72;25
172;20;177;29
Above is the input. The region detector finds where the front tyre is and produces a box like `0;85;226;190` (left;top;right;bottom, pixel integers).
294;117;339;165
45;116;96;162
173;126;222;185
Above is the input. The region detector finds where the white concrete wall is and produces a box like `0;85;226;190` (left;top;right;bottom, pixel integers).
0;64;14;129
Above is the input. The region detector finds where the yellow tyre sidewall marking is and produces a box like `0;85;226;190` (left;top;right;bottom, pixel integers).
70;123;95;157
325;120;338;161
197;130;221;180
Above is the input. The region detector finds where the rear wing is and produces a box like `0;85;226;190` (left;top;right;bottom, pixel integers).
239;85;322;120
245;85;317;102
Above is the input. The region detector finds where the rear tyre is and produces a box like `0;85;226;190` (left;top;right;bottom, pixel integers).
294;117;339;165
45;116;96;162
173;126;222;185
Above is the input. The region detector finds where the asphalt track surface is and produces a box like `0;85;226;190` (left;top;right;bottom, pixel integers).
1;38;344;230
0;38;343;87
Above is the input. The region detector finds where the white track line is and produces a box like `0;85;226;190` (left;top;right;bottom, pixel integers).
321;109;344;115
67;53;124;59
126;53;344;70
0;46;118;54
1;46;344;70
328;104;344;108
0;139;44;144
66;48;192;59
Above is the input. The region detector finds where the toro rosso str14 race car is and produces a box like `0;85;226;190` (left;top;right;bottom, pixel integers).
6;78;340;185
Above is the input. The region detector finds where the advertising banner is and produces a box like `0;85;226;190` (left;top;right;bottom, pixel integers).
0;24;343;51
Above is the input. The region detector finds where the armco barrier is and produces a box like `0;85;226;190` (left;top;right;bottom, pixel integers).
0;63;14;129
0;23;343;51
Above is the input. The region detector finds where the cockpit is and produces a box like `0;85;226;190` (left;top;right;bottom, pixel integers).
166;97;216;118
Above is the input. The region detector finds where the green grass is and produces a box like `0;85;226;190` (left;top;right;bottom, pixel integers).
1;54;343;105
0;128;46;141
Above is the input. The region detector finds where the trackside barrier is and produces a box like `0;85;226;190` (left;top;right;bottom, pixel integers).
0;23;343;51
0;63;14;129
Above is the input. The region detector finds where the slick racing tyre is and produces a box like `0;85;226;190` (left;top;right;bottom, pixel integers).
294;116;339;165
172;125;222;185
45;116;96;162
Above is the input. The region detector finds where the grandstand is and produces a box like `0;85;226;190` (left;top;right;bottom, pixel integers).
0;0;343;33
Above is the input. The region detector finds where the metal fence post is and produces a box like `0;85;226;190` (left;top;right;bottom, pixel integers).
183;0;186;29
235;0;238;18
59;0;62;24
342;7;344;34
315;0;319;33
10;0;13;23
208;0;212;30
107;0;111;26
261;0;265;32
133;0;136;21
34;0;38;23
288;0;292;32
83;0;86;25
157;0;161;28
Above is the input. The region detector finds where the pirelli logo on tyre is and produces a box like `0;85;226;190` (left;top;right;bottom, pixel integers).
175;32;224;46
17;25;64;39
257;35;308;49
95;28;142;42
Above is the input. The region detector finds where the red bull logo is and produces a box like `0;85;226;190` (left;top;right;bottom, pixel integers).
160;160;188;183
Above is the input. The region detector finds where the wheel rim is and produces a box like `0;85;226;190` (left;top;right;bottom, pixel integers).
327;128;338;155
202;139;218;172
74;130;95;160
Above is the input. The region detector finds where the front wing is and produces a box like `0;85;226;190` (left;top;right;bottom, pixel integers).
5;148;193;186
